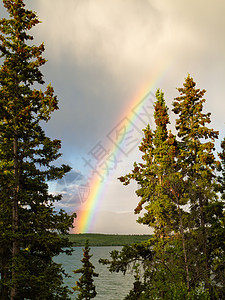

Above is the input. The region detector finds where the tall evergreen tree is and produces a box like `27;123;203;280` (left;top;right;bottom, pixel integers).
118;90;191;296
0;1;76;299
73;240;99;300
119;90;179;238
172;75;222;297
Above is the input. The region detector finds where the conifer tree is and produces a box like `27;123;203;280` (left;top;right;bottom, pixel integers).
73;240;98;300
118;90;191;295
119;90;179;238
0;1;76;299
172;75;221;295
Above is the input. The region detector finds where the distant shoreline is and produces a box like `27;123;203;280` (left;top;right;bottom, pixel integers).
63;233;153;246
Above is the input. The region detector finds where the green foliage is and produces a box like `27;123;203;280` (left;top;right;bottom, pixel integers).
105;78;225;299
119;90;181;238
100;238;211;299
73;240;99;299
0;1;76;298
62;233;153;246
173;75;224;297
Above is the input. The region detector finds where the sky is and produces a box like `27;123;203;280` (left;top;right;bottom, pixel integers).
1;0;225;234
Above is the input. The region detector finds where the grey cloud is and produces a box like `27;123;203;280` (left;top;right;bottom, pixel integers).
53;169;90;214
33;0;166;80
29;0;168;152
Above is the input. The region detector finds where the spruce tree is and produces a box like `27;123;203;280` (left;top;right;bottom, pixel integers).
118;90;191;296
73;240;98;300
0;1;76;299
172;75;221;296
119;90;179;238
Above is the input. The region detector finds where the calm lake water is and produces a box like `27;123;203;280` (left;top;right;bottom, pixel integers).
54;246;134;299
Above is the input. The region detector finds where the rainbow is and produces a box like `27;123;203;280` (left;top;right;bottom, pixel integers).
73;60;171;233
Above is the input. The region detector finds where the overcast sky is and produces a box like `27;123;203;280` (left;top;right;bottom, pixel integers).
1;0;225;234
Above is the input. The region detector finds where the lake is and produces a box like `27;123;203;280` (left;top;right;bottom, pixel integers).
54;246;134;299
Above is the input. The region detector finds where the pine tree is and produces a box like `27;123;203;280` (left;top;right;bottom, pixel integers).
0;1;76;299
73;240;98;300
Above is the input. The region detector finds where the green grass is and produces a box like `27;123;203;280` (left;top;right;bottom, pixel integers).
63;233;152;247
